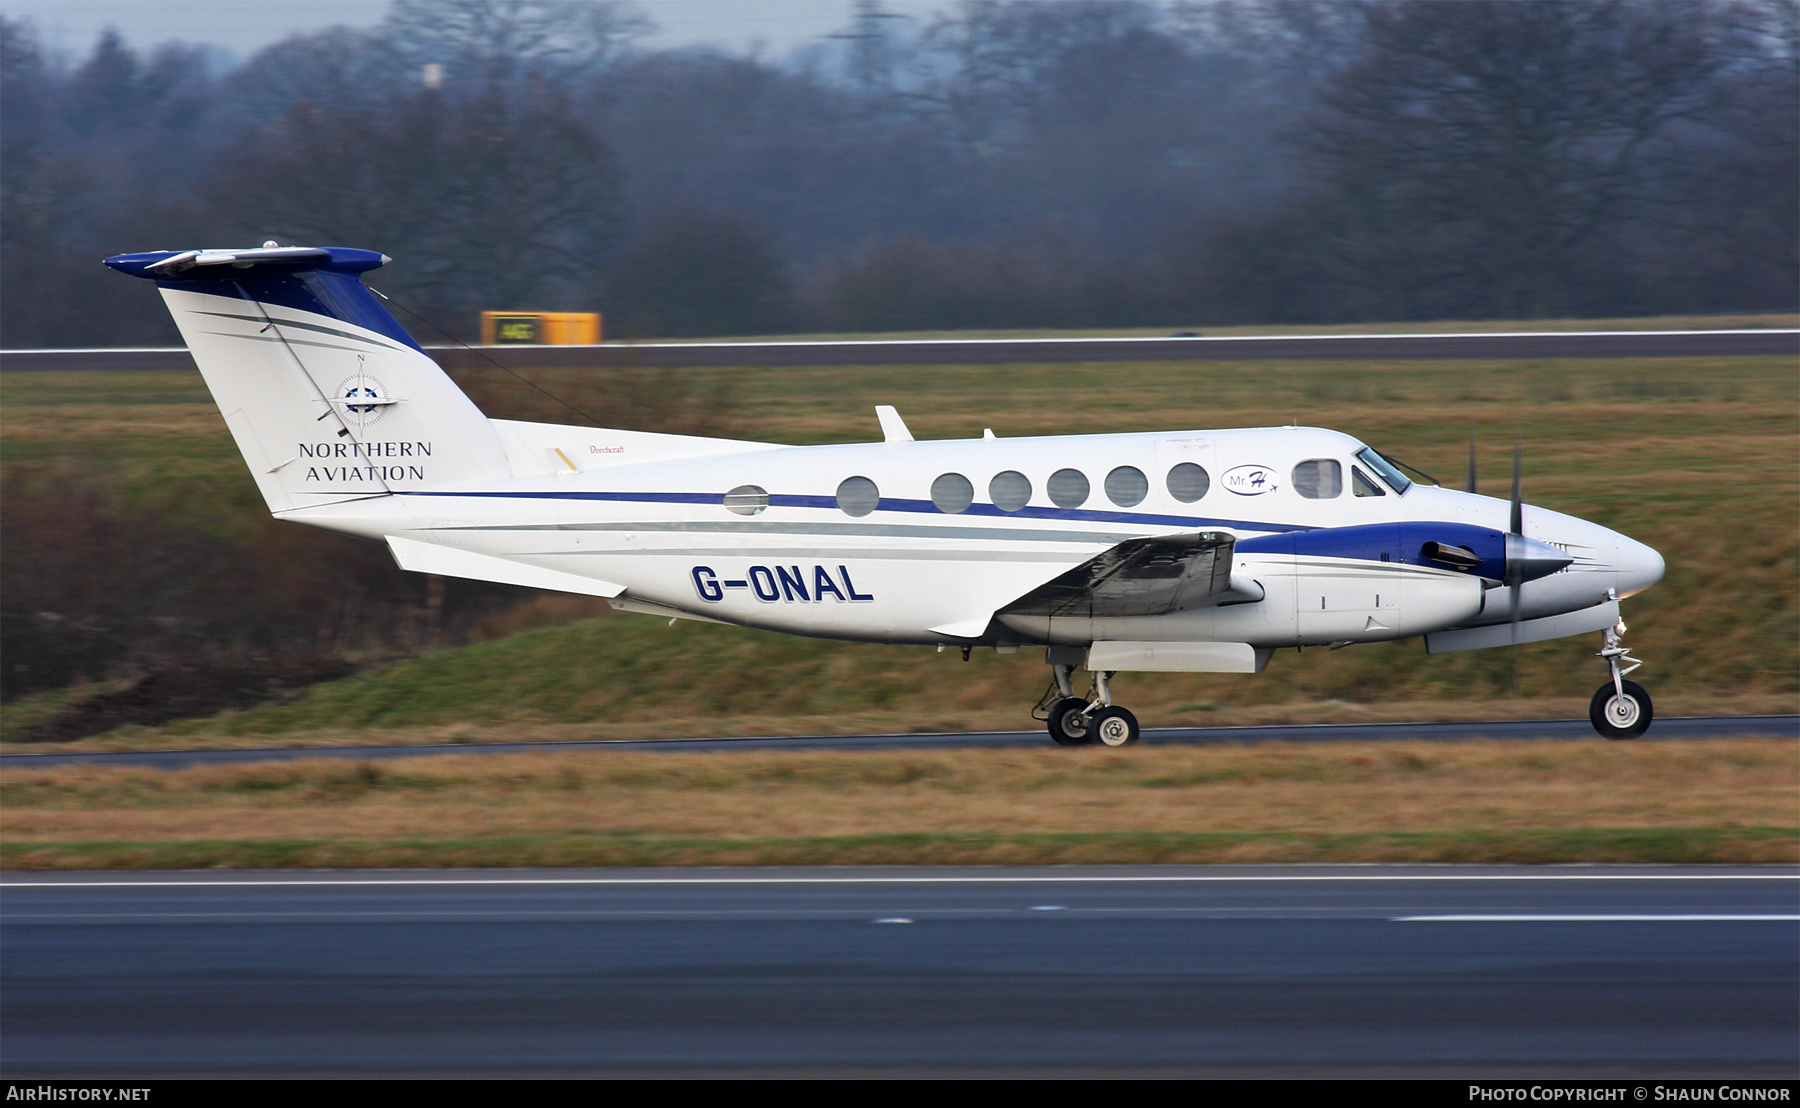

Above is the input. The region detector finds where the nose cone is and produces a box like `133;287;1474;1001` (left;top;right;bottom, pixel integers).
1505;534;1575;584
1615;534;1665;598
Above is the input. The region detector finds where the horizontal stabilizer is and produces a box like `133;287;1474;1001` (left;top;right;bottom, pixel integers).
144;247;335;274
387;536;625;599
1425;599;1620;654
608;596;729;625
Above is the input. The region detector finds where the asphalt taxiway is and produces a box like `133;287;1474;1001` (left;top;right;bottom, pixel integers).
4;715;1793;772
3;866;1794;1076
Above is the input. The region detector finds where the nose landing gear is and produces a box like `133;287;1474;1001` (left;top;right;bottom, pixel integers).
1034;663;1141;747
1590;611;1651;739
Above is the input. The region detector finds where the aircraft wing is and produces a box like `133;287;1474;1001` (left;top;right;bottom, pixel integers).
998;531;1237;620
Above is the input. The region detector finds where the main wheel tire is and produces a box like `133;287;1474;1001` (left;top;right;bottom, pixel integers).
1047;698;1092;746
1089;706;1140;747
1590;679;1652;739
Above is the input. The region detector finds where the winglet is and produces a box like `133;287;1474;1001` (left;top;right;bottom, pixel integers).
875;405;914;443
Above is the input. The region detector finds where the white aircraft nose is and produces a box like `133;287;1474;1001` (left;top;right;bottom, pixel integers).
1614;534;1665;598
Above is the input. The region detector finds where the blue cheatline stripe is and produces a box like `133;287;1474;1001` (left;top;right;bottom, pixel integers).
156;269;425;353
398;489;1313;533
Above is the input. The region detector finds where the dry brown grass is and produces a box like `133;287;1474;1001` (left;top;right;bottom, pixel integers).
0;403;229;443
6;739;1792;851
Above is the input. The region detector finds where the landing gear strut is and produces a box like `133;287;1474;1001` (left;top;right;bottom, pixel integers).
1034;661;1141;747
1040;663;1090;745
1590;607;1651;739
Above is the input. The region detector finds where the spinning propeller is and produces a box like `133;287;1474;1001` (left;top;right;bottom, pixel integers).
1508;431;1525;650
1469;427;1574;668
1466;422;1478;495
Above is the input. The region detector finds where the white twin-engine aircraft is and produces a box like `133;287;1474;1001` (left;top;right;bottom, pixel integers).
108;245;1666;745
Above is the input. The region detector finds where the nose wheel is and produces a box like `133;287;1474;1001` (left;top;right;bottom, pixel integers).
1590;679;1652;740
1591;610;1651;739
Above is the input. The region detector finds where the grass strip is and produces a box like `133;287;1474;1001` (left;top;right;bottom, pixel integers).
5;827;1793;871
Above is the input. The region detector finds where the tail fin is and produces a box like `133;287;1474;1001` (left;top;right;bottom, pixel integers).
105;246;509;513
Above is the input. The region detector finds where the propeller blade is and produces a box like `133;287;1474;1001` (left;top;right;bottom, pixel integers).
1466;422;1478;494
1509;580;1522;691
1510;430;1523;536
1509;431;1524;691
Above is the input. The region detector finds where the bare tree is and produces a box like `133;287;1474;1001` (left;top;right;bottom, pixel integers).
1307;0;1725;318
607;206;794;337
382;0;653;83
211;83;623;332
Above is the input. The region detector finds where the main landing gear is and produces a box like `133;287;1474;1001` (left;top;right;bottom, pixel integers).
1036;663;1140;747
1589;611;1652;740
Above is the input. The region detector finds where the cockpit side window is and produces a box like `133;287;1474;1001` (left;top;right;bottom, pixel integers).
1351;466;1386;497
1292;459;1342;499
1355;447;1411;494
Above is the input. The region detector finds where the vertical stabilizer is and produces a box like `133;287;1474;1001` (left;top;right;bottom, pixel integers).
105;247;510;513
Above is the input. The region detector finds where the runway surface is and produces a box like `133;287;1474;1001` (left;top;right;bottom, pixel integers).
3;865;1794;1076
5;327;1795;371
5;715;1794;771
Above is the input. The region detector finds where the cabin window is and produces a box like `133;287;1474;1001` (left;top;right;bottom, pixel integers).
836;476;879;516
989;470;1032;512
1292;459;1342;499
1351;465;1386;497
1047;468;1090;508
1166;462;1210;503
931;472;974;514
1105;465;1148;507
723;484;769;516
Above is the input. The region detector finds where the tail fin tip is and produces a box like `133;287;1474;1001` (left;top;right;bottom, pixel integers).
104;246;390;279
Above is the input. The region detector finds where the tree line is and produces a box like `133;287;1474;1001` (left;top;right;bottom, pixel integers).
3;0;1795;345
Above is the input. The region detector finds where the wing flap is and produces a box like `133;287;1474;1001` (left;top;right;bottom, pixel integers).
999;531;1237;620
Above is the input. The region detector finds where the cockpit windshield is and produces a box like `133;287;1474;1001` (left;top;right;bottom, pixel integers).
1355;447;1412;494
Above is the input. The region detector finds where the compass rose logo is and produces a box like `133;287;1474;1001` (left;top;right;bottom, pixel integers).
333;372;393;430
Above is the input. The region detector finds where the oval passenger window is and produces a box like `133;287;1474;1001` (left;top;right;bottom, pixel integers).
1105;465;1148;507
1166;462;1210;503
989;470;1032;512
723;484;769;515
1292;459;1342;499
1047;468;1090;509
931;472;974;514
836;476;879;517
